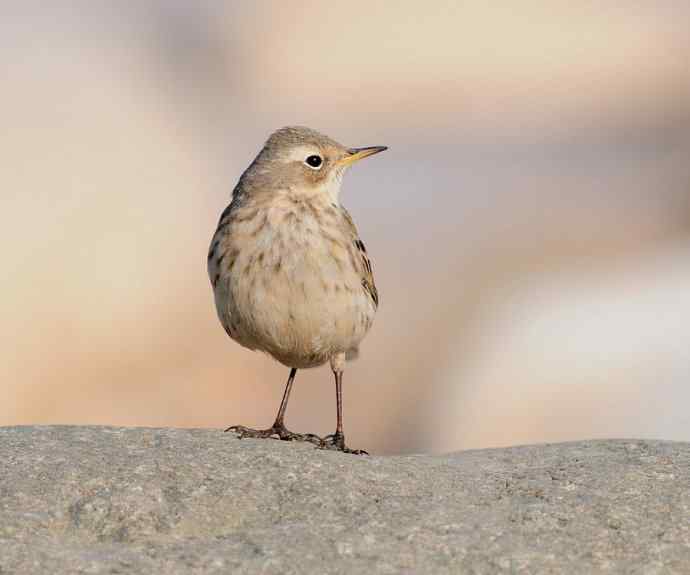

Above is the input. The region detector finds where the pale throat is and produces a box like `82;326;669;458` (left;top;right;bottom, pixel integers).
284;175;343;206
319;168;345;204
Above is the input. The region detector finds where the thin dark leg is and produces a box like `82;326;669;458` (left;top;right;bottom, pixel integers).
335;370;344;437
225;368;321;445
321;370;367;455
273;367;297;427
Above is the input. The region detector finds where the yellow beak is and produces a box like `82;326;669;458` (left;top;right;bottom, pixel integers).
338;145;388;167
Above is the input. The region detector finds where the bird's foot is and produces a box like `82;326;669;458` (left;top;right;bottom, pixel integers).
224;424;322;446
320;431;368;455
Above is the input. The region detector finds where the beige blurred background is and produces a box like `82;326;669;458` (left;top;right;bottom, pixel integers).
2;1;689;454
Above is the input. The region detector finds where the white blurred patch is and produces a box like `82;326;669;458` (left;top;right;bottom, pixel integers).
432;240;690;452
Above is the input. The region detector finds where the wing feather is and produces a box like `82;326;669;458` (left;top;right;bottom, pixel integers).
339;207;379;309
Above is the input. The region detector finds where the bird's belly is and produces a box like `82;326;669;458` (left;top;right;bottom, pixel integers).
218;235;374;368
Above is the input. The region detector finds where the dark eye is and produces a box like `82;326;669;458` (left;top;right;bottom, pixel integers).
305;155;323;169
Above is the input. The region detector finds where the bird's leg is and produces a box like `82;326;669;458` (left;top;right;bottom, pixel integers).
225;368;321;445
321;360;368;455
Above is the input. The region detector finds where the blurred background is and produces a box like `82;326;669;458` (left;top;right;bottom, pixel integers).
2;1;689;454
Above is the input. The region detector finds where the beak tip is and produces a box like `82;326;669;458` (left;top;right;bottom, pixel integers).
340;145;388;166
346;145;388;156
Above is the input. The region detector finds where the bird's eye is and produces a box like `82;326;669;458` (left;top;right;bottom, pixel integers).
305;155;323;169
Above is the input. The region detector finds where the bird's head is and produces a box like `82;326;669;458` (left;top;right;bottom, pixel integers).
245;126;387;202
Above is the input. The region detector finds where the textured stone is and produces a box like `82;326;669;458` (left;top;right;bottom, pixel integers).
1;426;688;574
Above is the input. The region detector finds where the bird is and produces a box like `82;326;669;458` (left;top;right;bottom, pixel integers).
207;126;386;454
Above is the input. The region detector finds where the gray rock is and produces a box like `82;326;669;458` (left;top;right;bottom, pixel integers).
1;426;688;574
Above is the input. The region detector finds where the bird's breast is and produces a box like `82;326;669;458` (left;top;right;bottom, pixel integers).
214;197;375;366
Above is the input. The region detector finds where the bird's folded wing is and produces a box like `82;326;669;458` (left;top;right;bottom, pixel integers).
340;207;379;309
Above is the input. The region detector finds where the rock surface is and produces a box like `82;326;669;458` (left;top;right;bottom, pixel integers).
1;426;688;574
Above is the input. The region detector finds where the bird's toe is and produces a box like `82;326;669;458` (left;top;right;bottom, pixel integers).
320;431;368;455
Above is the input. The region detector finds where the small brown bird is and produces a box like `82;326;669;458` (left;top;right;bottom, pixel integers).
208;127;386;453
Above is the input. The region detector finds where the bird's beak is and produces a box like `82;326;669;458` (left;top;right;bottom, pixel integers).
338;145;388;167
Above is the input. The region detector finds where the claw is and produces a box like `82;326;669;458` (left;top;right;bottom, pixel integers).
320;431;368;455
224;424;323;446
224;425;272;439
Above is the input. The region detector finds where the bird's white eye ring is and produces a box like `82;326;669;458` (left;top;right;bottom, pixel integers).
304;155;323;170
